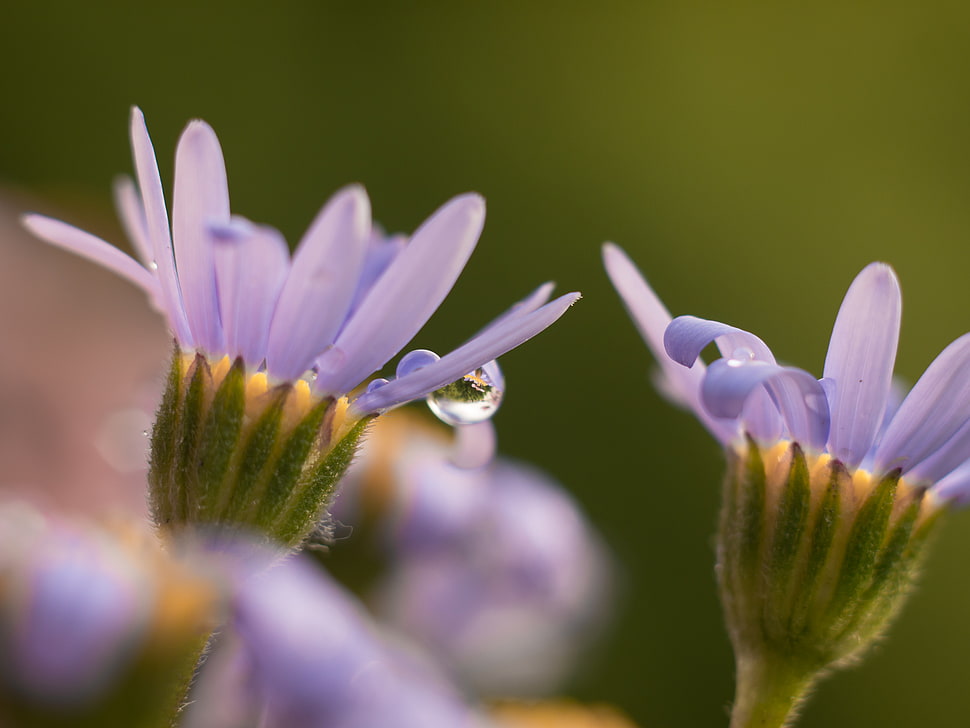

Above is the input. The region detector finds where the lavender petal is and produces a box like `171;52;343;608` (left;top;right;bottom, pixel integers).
112;175;154;266
265;185;371;380
352;291;579;414
664;315;776;368
822;263;902;469
172;119;231;353
316;193;486;396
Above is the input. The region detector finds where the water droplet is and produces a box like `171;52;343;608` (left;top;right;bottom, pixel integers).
426;360;504;426
148;260;159;271
365;378;389;394
397;349;440;378
728;347;756;367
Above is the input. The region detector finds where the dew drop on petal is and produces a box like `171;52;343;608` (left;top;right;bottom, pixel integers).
397;349;440;379
427;360;504;426
148;260;159;271
365;378;389;394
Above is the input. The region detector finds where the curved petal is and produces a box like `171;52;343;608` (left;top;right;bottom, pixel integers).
874;333;970;474
22;215;162;305
112;175;153;266
316;193;486;396
930;457;970;506
475;282;555;336
265;185;371;380
351;291;579;414
603;243;737;444
906;417;970;485
823;263;902;469
129;107;191;345
664;315;776;368
212;219;291;366
172;119;231;353
703;358;829;451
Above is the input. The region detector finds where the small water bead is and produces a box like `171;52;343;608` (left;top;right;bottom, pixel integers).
397;349;440;378
727;347;757;367
426;360;504;426
365;378;390;394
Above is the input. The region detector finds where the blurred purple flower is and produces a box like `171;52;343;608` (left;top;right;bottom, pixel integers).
22;109;578;415
604;242;970;505
340;415;612;696
228;552;486;728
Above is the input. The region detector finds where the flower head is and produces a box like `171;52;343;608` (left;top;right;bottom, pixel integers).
604;243;967;726
22;108;578;546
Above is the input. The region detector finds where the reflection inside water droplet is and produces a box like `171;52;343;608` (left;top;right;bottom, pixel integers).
426;360;504;426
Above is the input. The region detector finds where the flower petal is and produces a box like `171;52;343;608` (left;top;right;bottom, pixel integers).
129;107;191;345
172;119;231;353
930;458;970;505
822;263;902;469
265;185;371;380
21;215;161;303
906;417;970;485
602;243;737;444
351;291;579;414
211;219;291;366
874;332;970;474
111;175;153;266
316;193;486;396
664;315;776;368
703;358;829;451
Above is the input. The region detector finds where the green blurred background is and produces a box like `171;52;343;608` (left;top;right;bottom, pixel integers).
4;2;970;725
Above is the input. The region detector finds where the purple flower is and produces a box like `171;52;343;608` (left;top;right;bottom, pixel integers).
339;414;612;696
23;108;579;415
604;241;970;505
228;552;486;728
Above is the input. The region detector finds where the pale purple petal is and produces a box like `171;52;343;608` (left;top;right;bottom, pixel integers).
351;291;579;414
172;119;231;353
602;243;737;444
265;185;371;380
22;215;161;303
739;388;784;444
316;193;486;396
343;232;407;323
450;420;497;469
822;263;902;469
129;107;192;345
907;418;970;485
112;175;153;266
212;219;291;366
703;358;830;451
664;315;776;367
874;333;970;474
931;458;970;505
475;282;555;336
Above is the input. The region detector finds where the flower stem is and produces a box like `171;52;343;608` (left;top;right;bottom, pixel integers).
729;652;816;728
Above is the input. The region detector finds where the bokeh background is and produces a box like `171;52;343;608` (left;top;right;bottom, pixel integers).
3;3;970;725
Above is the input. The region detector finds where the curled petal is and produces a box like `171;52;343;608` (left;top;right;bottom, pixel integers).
351;291;579;414
823;262;902;469
664;315;776;368
874;333;970;474
603;243;738;444
703;358;830;452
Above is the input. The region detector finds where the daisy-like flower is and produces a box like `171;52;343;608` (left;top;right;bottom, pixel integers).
22;108;578;548
604;243;965;728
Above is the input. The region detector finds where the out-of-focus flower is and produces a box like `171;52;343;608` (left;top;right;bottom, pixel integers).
0;503;218;727
23;109;578;548
225;549;489;728
604;244;970;728
339;412;612;697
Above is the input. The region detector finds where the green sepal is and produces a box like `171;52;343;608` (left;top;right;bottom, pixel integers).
195;358;246;519
274;416;372;547
256;398;331;530
148;348;183;528
225;387;288;523
175;355;209;522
